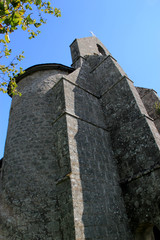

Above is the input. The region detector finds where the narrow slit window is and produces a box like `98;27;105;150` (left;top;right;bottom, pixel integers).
153;226;160;240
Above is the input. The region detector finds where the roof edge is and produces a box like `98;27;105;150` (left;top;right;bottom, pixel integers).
15;63;75;83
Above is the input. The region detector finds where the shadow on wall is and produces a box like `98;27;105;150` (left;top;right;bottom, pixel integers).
72;52;133;239
67;37;160;239
70;44;160;239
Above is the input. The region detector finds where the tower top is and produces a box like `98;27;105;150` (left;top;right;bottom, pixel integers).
70;36;110;68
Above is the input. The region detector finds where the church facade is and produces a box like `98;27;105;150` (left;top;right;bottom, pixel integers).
1;37;160;239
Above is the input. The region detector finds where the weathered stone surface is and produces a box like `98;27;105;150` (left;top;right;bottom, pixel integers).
65;62;99;97
1;36;160;239
90;56;128;96
122;168;160;232
64;78;106;128
101;75;160;180
70;36;110;68
66;115;132;240
101;77;148;129
1;69;75;239
51;77;106;129
137;87;160;133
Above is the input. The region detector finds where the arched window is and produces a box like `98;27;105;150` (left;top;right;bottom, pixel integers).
96;44;106;56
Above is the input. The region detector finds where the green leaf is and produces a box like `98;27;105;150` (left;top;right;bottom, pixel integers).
21;24;27;30
25;4;30;9
0;0;61;95
34;22;41;28
35;0;41;6
5;34;10;43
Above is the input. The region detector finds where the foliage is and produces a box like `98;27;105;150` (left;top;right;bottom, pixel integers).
0;0;61;96
155;101;160;115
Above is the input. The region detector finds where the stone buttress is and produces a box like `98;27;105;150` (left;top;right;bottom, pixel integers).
1;37;160;239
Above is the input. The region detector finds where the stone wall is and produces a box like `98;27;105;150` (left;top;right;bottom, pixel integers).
1;37;160;239
1;69;75;239
137;87;160;133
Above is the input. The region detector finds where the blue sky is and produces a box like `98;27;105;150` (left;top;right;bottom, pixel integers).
0;0;160;158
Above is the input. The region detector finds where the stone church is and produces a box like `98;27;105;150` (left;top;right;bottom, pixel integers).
1;36;160;239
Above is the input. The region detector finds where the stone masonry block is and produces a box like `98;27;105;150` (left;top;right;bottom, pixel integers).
66;62;100;97
3;36;160;239
51;77;106;129
112;116;160;180
137;87;160;119
122;169;160;232
51;79;65;122
70;37;110;64
63;78;106;128
90;56;128;96
66;114;133;240
101;77;148;130
137;87;160;134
